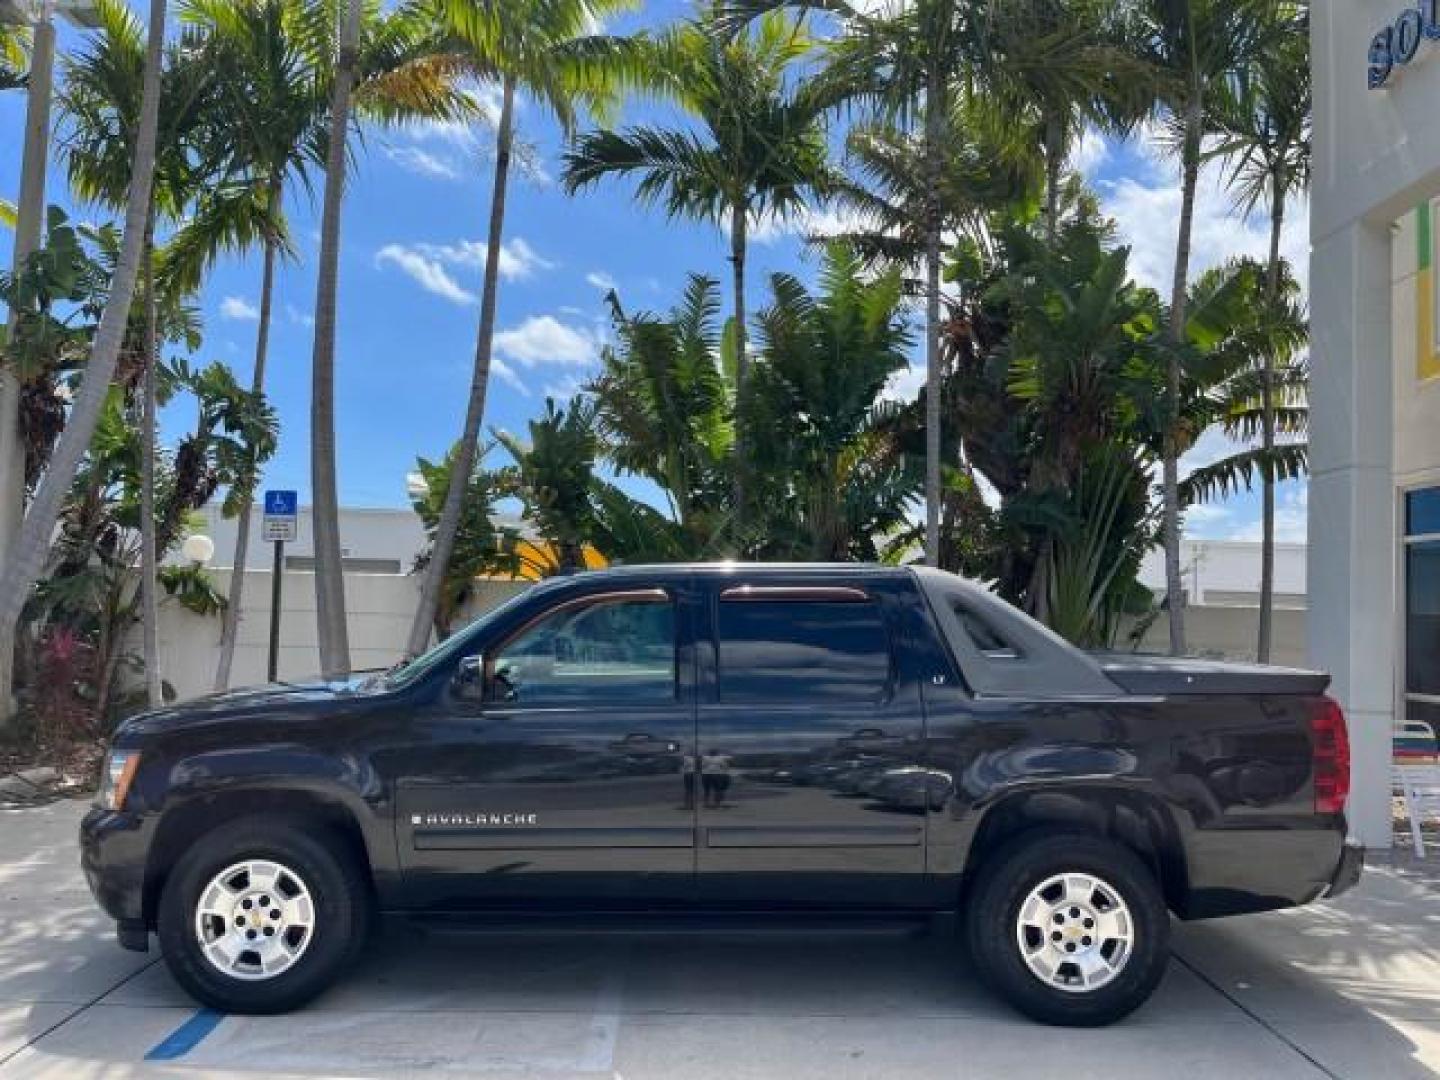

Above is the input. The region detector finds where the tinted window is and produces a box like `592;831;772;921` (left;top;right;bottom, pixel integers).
954;603;1020;657
1407;540;1440;696
718;598;890;703
1408;486;1440;536
490;596;675;704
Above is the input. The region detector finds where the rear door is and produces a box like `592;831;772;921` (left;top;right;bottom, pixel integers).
693;575;928;906
394;581;699;906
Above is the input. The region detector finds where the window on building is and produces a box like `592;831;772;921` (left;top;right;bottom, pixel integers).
1404;487;1440;737
717;594;890;703
490;594;676;705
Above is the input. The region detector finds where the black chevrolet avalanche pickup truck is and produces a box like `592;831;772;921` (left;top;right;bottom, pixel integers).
80;564;1362;1026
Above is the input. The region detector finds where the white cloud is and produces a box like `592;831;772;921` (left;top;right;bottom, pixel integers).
1070;127;1108;175
413;237;554;281
494;315;602;369
1228;485;1308;544
750;203;869;246
881;363;926;403
285;304;314;328
585;271;618;291
220;296;259;321
493;359;529;396
542;373;591;401
375;244;476;305
383;144;461;181
1098;139;1309;299
375;237;555;303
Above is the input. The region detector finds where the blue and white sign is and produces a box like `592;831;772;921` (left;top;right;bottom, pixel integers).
261;489;299;542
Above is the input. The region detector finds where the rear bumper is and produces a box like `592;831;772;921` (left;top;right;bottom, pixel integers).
1325;840;1365;899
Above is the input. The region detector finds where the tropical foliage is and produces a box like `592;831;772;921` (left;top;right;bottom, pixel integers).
0;0;1313;742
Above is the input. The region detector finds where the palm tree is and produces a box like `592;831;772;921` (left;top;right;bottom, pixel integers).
980;0;1147;246
818;117;1038;286
561;7;833;537
1139;0;1268;654
0;0;168;708
403;0;636;657
747;243;918;560
59;0;233;706
0;23;27;92
590;277;735;546
191;0;472;688
308;0;362;677
1178;257;1309;530
1212;4;1308;661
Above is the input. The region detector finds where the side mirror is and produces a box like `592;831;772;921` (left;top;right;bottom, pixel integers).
453;654;485;702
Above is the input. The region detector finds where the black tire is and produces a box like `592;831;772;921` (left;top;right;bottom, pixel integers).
964;832;1169;1026
157;815;372;1014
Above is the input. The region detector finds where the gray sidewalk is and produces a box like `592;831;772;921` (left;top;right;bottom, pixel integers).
1;800;1437;1079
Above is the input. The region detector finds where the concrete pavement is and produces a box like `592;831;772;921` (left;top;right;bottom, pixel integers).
1;800;1438;1079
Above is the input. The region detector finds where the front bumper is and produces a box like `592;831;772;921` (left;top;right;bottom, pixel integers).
79;807;150;927
1325;839;1365;899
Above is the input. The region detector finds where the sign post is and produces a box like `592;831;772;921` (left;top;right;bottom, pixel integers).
261;490;298;682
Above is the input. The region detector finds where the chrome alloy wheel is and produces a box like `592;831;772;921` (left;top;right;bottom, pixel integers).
1015;872;1134;993
193;860;316;981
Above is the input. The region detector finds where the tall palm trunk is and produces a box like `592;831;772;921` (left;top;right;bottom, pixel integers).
0;14;56;727
1044;112;1064;248
140;217;162;707
0;0;166;674
1162;95;1202;656
729;199;748;533
922;63;944;568
310;0;362;678
1257;170;1284;663
215;173;283;689
405;77;516;656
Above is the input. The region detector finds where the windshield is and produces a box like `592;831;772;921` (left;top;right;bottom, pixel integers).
377;580;563;690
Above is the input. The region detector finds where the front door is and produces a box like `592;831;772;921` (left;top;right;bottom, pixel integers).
395;583;698;907
694;576;928;906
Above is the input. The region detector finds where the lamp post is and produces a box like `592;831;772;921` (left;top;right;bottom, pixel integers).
0;0;100;723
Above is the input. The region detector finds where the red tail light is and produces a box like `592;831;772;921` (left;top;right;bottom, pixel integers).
1311;696;1351;815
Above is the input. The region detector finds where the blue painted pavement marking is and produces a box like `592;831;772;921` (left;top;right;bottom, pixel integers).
144;1007;225;1061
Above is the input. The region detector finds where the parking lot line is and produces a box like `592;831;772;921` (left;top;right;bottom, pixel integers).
143;1007;224;1061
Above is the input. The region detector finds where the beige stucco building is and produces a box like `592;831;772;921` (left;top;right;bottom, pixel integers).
1312;0;1440;846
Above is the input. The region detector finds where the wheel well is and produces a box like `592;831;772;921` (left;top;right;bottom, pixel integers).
143;790;373;927
960;788;1189;913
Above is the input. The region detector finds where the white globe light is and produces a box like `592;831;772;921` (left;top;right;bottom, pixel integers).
181;533;215;565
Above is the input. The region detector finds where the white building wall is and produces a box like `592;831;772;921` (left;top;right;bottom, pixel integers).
1311;0;1440;846
151;571;528;700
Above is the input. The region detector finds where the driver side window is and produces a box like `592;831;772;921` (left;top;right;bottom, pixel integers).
486;592;676;705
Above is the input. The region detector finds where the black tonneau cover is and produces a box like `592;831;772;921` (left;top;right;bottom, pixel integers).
1093;653;1330;696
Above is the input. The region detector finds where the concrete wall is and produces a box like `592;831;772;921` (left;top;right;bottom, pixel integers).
1307;0;1440;846
152;572;528;701
1127;606;1308;669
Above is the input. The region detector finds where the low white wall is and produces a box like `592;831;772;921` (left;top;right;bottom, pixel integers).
1126;605;1309;668
153;571;529;701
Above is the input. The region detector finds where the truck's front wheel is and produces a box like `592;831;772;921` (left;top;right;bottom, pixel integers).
157;816;371;1014
965;833;1169;1026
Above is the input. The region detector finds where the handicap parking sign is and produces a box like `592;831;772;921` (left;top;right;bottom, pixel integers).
262;489;299;542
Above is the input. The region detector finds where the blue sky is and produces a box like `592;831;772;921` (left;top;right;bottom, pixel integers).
0;0;1308;543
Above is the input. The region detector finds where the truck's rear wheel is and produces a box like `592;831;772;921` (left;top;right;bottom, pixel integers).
965;833;1169;1026
158;816;370;1014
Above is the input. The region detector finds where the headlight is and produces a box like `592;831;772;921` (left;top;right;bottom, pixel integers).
96;750;141;811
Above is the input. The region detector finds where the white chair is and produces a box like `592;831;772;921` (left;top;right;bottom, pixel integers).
1394;763;1440;857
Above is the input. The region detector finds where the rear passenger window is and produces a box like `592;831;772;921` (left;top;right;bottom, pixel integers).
954;603;1020;658
718;594;890;703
